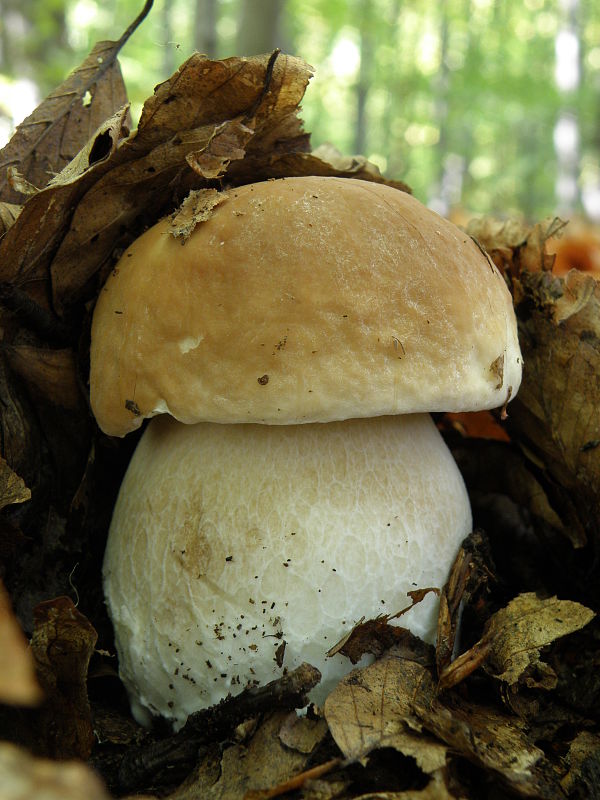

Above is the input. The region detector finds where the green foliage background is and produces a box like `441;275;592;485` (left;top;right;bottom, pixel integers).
1;0;599;220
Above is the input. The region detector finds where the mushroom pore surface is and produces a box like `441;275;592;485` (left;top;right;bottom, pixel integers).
103;413;472;729
90;176;522;437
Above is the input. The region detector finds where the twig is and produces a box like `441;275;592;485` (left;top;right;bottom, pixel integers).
244;49;281;122
245;758;343;800
117;0;154;52
117;662;321;792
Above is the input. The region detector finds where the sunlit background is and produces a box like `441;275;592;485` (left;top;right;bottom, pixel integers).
1;0;599;221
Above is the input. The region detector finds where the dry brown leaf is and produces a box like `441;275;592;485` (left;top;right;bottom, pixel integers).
4;345;84;411
0;201;21;234
452;439;567;539
229;149;410;191
483;593;594;684
327;592;439;664
0;37;129;202
6;167;39;196
186;118;254;179
0;579;42;706
324;642;448;772
30;596;98;759
511;270;600;549
0;741;111;799
0;454;31;512
465;217;600;554
0;1;153;204
167;712;321;800
134;52;301;148
311;143;386;176
1;48;404;320
277;712;329;754
520;218;567;274
325;642;558;798
168;189;229;241
440;593;594;690
0;106;130;290
466;216;562;280
560;731;600;797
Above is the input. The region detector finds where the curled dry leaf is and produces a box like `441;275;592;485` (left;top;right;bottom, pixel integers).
482;593;595;684
325;643;557;798
0;578;42;706
30;596;98;760
466;216;562;284
466;217;600;557
277;712;329;755
511;270;600;553
311;142;388;176
0;741;110;800
559;731;600;798
167;712;325;800
325;638;448;774
0;106;130;291
6;167;39;196
0;454;31;512
0;0;154;205
186;118;255;180
0;201;21;234
229;148;410;190
439;592;594;690
168;189;228;241
3;345;84;411
327;590;439;664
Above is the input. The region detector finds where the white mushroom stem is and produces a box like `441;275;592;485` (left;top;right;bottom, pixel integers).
103;413;472;730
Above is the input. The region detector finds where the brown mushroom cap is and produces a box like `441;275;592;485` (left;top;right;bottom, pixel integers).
90;176;521;437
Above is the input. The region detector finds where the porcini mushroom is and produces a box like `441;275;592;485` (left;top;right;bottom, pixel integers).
92;176;522;729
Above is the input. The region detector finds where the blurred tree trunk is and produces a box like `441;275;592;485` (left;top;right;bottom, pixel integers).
0;0;13;74
161;0;176;78
236;0;284;56
354;0;375;155
428;3;451;214
554;0;582;215
380;0;401;171
194;0;218;58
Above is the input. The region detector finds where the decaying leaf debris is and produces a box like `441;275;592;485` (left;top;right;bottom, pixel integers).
0;5;599;799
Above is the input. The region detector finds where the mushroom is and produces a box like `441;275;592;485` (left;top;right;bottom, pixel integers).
91;176;522;729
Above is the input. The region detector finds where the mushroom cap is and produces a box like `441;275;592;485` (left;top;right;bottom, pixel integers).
90;176;522;437
103;412;472;728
